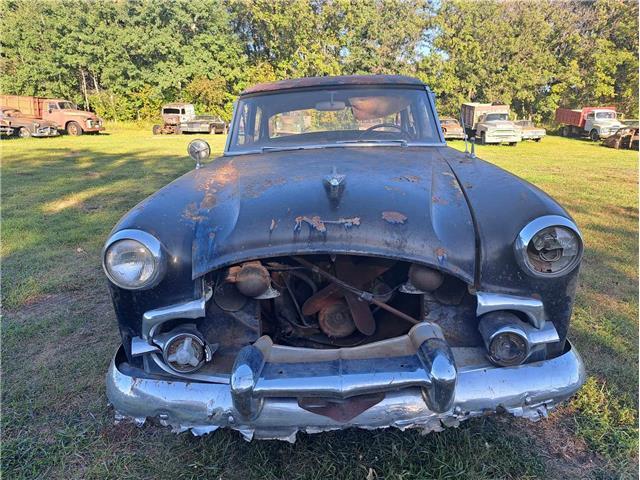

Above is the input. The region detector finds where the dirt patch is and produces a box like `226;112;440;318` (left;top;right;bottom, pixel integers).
516;408;605;478
7;292;75;321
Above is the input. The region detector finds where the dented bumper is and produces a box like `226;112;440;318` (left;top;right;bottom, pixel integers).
106;336;585;442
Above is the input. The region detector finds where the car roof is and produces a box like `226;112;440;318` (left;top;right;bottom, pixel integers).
240;75;427;96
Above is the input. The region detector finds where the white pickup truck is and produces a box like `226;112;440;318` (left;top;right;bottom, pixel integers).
461;103;521;145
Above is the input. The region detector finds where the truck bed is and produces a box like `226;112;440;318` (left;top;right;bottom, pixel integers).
0;95;42;118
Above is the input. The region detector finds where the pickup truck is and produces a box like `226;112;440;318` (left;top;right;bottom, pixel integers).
152;103;227;135
461;103;521;145
0;95;104;135
555;107;623;141
514;120;546;142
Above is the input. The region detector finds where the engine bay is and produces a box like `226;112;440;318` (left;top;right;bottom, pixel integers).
145;255;481;378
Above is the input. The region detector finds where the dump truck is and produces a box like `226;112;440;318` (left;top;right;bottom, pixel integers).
461;103;521;145
555;107;623;141
0;95;104;135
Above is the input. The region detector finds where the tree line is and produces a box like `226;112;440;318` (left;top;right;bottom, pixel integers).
1;0;637;123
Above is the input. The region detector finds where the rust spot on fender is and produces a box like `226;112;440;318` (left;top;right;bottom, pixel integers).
382;211;407;224
393;175;420;183
294;216;361;232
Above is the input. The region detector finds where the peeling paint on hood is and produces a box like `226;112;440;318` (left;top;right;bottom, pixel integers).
183;147;476;281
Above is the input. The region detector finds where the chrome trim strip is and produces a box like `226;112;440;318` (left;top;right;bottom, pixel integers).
102;229;166;290
514;215;583;278
476;291;546;328
131;336;161;357
106;342;585;441
141;287;212;341
223;141;446;156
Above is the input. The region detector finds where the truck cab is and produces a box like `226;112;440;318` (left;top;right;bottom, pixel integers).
461;103;521;146
584;109;623;140
41;98;103;135
161;103;196;125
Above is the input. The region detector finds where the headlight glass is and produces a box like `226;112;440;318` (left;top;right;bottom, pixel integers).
105;239;156;288
525;226;581;275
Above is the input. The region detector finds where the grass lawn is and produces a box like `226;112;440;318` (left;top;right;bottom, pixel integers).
2;125;638;479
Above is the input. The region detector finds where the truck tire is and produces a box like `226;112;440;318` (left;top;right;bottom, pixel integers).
508;142;517;146
479;132;486;145
561;126;569;137
152;125;162;135
589;129;599;142
66;121;83;136
18;127;31;138
174;126;182;135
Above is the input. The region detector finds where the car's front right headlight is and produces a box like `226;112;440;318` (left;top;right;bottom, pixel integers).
515;215;583;277
103;230;166;289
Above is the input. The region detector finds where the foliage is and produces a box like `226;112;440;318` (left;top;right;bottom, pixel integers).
1;0;637;121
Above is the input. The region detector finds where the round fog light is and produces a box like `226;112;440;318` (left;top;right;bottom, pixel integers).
488;332;528;367
163;333;208;373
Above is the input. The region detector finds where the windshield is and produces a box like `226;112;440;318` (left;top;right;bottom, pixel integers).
596;111;617;119
58;101;76;109
228;87;440;153
484;113;509;121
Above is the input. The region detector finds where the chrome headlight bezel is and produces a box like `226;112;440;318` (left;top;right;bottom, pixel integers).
102;229;166;290
514;215;583;278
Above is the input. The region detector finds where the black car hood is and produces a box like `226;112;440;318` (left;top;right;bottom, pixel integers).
174;147;477;282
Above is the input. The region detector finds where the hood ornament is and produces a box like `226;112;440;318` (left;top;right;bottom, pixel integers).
323;166;346;203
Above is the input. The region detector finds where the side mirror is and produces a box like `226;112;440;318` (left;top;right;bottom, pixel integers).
187;139;211;169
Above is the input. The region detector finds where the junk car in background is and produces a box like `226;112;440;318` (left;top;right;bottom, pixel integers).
514;120;546;142
104;75;585;441
0;95;103;135
439;117;465;140
153;103;227;135
602;126;639;150
0;107;59;138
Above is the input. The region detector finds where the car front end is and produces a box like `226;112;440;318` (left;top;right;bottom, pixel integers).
103;75;585;441
31;120;60;137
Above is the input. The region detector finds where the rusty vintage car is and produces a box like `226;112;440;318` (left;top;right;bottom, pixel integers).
0;107;59;138
602;125;639;150
104;75;585;441
439;117;465;139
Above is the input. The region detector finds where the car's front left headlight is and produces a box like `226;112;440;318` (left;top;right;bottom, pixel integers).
515;215;583;277
103;230;166;289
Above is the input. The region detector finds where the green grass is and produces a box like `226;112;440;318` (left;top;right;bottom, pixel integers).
2;127;638;479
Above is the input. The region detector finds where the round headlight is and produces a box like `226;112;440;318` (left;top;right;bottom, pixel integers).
515;216;582;277
103;230;165;289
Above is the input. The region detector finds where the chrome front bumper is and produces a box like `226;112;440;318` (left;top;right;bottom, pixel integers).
106;333;585;442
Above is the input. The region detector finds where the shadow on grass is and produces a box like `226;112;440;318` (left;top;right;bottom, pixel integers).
2;137;638;479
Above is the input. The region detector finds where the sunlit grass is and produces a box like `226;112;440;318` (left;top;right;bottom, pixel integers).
2;128;638;479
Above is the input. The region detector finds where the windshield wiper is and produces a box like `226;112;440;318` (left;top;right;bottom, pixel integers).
261;145;309;152
259;139;408;153
335;139;408;147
